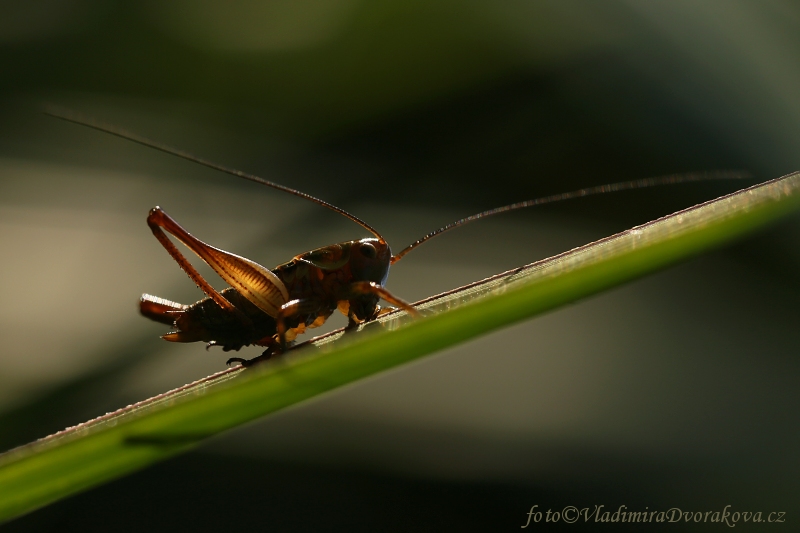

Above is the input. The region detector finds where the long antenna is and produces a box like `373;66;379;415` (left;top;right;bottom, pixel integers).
391;171;751;263
43;106;386;243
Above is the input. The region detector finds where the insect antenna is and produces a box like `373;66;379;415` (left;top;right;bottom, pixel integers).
391;171;752;264
43;106;386;243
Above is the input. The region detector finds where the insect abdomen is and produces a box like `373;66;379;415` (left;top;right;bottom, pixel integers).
141;288;278;350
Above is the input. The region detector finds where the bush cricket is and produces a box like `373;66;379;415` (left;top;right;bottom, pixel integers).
47;109;748;367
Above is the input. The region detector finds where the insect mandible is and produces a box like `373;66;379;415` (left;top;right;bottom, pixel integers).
48;109;747;367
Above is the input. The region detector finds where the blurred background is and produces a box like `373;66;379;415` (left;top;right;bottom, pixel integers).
1;0;799;530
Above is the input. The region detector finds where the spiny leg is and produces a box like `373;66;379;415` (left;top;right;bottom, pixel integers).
147;207;250;324
148;206;290;320
347;281;421;318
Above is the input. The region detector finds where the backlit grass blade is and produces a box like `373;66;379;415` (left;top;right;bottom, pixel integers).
0;172;798;523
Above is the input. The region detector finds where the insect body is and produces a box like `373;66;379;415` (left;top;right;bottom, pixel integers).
139;206;415;366
46;108;748;367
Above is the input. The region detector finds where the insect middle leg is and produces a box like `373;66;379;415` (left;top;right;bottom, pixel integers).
226;299;322;368
275;298;329;351
226;338;282;368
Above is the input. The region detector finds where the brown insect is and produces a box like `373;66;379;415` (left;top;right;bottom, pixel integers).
138;206;416;367
48;108;747;367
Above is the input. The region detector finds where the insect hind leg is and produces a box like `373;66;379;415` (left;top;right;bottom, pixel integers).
147;207;288;321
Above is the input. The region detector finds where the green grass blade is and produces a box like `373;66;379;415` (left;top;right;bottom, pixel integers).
1;172;798;522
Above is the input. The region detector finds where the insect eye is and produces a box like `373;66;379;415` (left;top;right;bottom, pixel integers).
360;242;377;258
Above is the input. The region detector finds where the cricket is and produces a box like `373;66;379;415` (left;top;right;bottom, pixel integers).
47;109;747;367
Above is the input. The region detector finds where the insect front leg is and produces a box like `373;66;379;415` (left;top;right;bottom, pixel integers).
346;281;421;320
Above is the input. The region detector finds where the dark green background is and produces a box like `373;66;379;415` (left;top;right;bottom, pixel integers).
1;1;798;530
